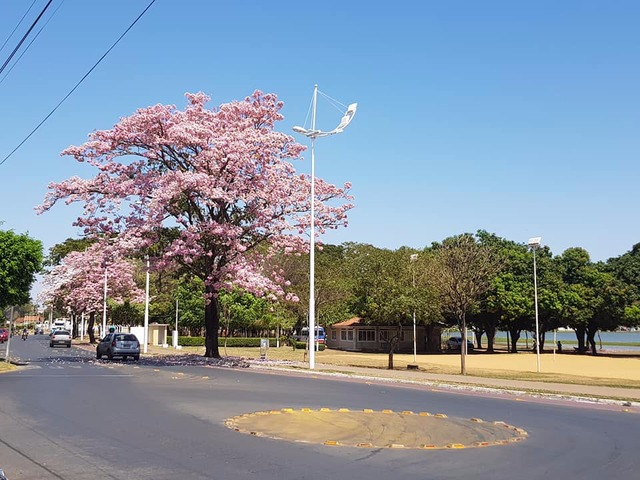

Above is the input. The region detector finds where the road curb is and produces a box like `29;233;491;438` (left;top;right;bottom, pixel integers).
247;362;640;409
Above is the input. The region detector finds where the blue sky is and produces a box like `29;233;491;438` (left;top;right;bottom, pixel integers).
1;0;639;270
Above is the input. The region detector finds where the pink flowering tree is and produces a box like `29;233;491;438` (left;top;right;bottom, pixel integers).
39;243;144;343
39;91;353;357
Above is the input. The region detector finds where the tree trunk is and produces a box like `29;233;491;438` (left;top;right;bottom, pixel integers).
535;330;546;352
508;327;521;353
586;327;598;355
204;284;221;358
574;326;586;353
486;327;496;353
87;312;96;344
473;327;484;349
424;323;440;352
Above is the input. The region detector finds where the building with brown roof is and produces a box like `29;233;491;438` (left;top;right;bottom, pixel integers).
326;317;442;353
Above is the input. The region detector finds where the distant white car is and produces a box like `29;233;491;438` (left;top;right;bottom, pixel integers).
50;330;72;348
446;336;474;351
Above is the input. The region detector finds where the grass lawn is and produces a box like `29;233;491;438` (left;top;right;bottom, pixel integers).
145;343;640;390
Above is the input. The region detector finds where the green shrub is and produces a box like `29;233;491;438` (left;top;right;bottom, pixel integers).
178;336;205;346
294;341;326;351
177;337;280;348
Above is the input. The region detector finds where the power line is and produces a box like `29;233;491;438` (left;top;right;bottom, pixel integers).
0;0;54;77
0;0;38;55
0;1;66;85
0;0;157;168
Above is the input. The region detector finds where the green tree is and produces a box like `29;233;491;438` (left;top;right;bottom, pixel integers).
44;237;93;267
432;233;502;374
0;229;43;310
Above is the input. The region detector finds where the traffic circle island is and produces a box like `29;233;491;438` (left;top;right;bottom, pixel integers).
225;408;528;449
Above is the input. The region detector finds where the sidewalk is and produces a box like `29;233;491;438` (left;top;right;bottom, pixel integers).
252;361;640;406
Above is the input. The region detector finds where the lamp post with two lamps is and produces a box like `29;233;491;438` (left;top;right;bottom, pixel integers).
527;236;542;373
292;85;357;370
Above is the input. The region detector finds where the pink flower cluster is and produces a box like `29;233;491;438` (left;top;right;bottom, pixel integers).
38;90;354;302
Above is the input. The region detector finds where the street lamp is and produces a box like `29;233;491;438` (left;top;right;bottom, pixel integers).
410;253;418;363
143;255;150;354
527;236;542;373
102;262;108;338
293;85;357;370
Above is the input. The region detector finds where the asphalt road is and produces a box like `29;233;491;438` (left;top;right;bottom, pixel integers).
0;335;638;480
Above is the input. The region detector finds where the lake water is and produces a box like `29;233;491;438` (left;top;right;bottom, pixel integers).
487;330;640;351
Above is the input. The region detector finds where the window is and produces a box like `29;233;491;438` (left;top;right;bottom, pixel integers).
116;334;137;342
331;330;336;340
341;330;347;341
358;330;376;342
379;330;405;341
347;330;353;341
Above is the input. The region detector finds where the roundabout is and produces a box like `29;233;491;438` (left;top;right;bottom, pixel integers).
225;407;528;449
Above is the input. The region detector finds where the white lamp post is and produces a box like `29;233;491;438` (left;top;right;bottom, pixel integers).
410;253;418;363
143;255;150;354
293;85;357;370
102;263;108;338
528;236;542;373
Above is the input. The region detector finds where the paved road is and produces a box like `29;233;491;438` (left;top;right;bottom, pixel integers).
0;335;638;479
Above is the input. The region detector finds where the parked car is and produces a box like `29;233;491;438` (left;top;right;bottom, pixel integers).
446;336;474;351
0;328;8;343
96;333;140;361
50;329;72;348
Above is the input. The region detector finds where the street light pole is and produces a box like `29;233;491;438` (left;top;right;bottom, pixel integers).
143;255;150;354
410;254;418;363
292;85;357;370
5;306;14;364
102;265;108;338
528;237;542;373
308;85;318;369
